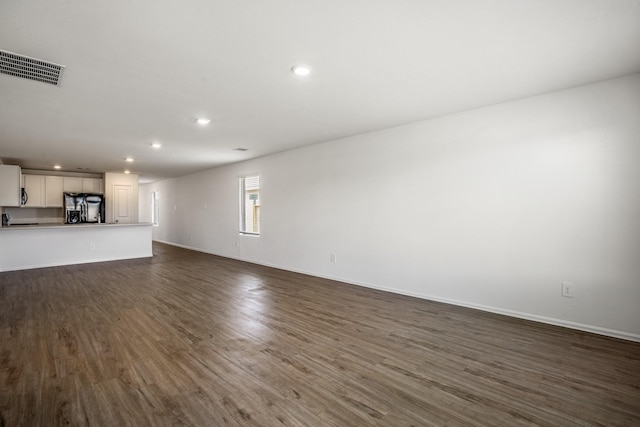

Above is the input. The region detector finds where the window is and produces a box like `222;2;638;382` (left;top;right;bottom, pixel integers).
239;175;260;235
151;191;159;226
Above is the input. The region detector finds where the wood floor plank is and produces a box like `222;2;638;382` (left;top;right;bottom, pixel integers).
1;242;639;426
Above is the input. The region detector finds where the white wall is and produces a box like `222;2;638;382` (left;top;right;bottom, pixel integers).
140;74;640;341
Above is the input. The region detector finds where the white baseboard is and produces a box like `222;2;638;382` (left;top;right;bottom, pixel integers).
154;240;640;343
0;254;152;272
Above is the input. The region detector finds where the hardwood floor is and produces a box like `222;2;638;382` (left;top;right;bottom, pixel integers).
1;242;639;426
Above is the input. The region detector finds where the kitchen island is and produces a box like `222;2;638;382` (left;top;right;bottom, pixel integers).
0;222;152;272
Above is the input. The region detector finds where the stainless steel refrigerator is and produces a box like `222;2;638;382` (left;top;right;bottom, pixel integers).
64;193;105;224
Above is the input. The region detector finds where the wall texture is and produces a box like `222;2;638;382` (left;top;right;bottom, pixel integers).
140;74;640;341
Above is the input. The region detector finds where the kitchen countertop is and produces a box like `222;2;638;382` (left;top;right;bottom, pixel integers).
0;222;152;230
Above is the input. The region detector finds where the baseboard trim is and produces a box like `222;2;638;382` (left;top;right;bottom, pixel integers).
154;240;640;343
0;254;152;272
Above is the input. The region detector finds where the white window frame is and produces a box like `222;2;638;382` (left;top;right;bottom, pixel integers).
239;175;260;235
151;191;159;226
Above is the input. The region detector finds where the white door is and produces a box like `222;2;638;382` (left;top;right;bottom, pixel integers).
113;184;133;223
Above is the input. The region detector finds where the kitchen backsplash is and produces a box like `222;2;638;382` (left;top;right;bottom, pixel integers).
3;207;64;225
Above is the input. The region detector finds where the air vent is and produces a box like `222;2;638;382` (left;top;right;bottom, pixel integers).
0;49;65;86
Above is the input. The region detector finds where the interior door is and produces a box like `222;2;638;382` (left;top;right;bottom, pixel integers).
113;184;133;223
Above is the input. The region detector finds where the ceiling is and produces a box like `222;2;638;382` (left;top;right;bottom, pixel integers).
1;0;640;183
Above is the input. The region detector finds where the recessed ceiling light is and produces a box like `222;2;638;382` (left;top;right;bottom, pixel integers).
125;157;134;162
291;64;312;76
196;117;211;125
151;142;162;149
53;165;61;169
124;170;131;174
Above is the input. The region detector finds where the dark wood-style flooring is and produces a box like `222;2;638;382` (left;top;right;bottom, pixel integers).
1;242;639;426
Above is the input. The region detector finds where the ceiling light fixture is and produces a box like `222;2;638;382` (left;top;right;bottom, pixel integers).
151;142;162;149
196;117;211;125
53;165;61;169
124;170;131;174
291;64;312;76
125;157;134;162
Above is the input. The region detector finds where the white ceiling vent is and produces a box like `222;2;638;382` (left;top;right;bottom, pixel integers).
0;49;65;86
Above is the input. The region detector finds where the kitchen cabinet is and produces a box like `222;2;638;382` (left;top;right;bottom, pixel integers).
9;172;103;212
83;178;103;193
0;223;152;271
0;165;21;206
63;177;102;193
23;175;46;207
45;176;64;207
63;177;83;193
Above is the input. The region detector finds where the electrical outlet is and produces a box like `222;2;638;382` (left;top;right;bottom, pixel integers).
562;282;574;298
330;253;337;263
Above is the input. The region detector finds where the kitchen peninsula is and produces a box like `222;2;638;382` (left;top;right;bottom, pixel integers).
0;222;152;272
0;168;149;271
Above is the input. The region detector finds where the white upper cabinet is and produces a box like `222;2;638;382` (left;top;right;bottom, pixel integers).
83;178;103;193
45;176;64;207
63;177;83;193
22;175;46;207
63;177;102;193
4;171;104;212
0;165;21;207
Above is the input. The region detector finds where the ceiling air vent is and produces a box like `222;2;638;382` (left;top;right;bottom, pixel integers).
0;49;65;86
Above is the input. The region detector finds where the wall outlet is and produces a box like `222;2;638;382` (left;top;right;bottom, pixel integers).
330;253;337;263
562;282;574;298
